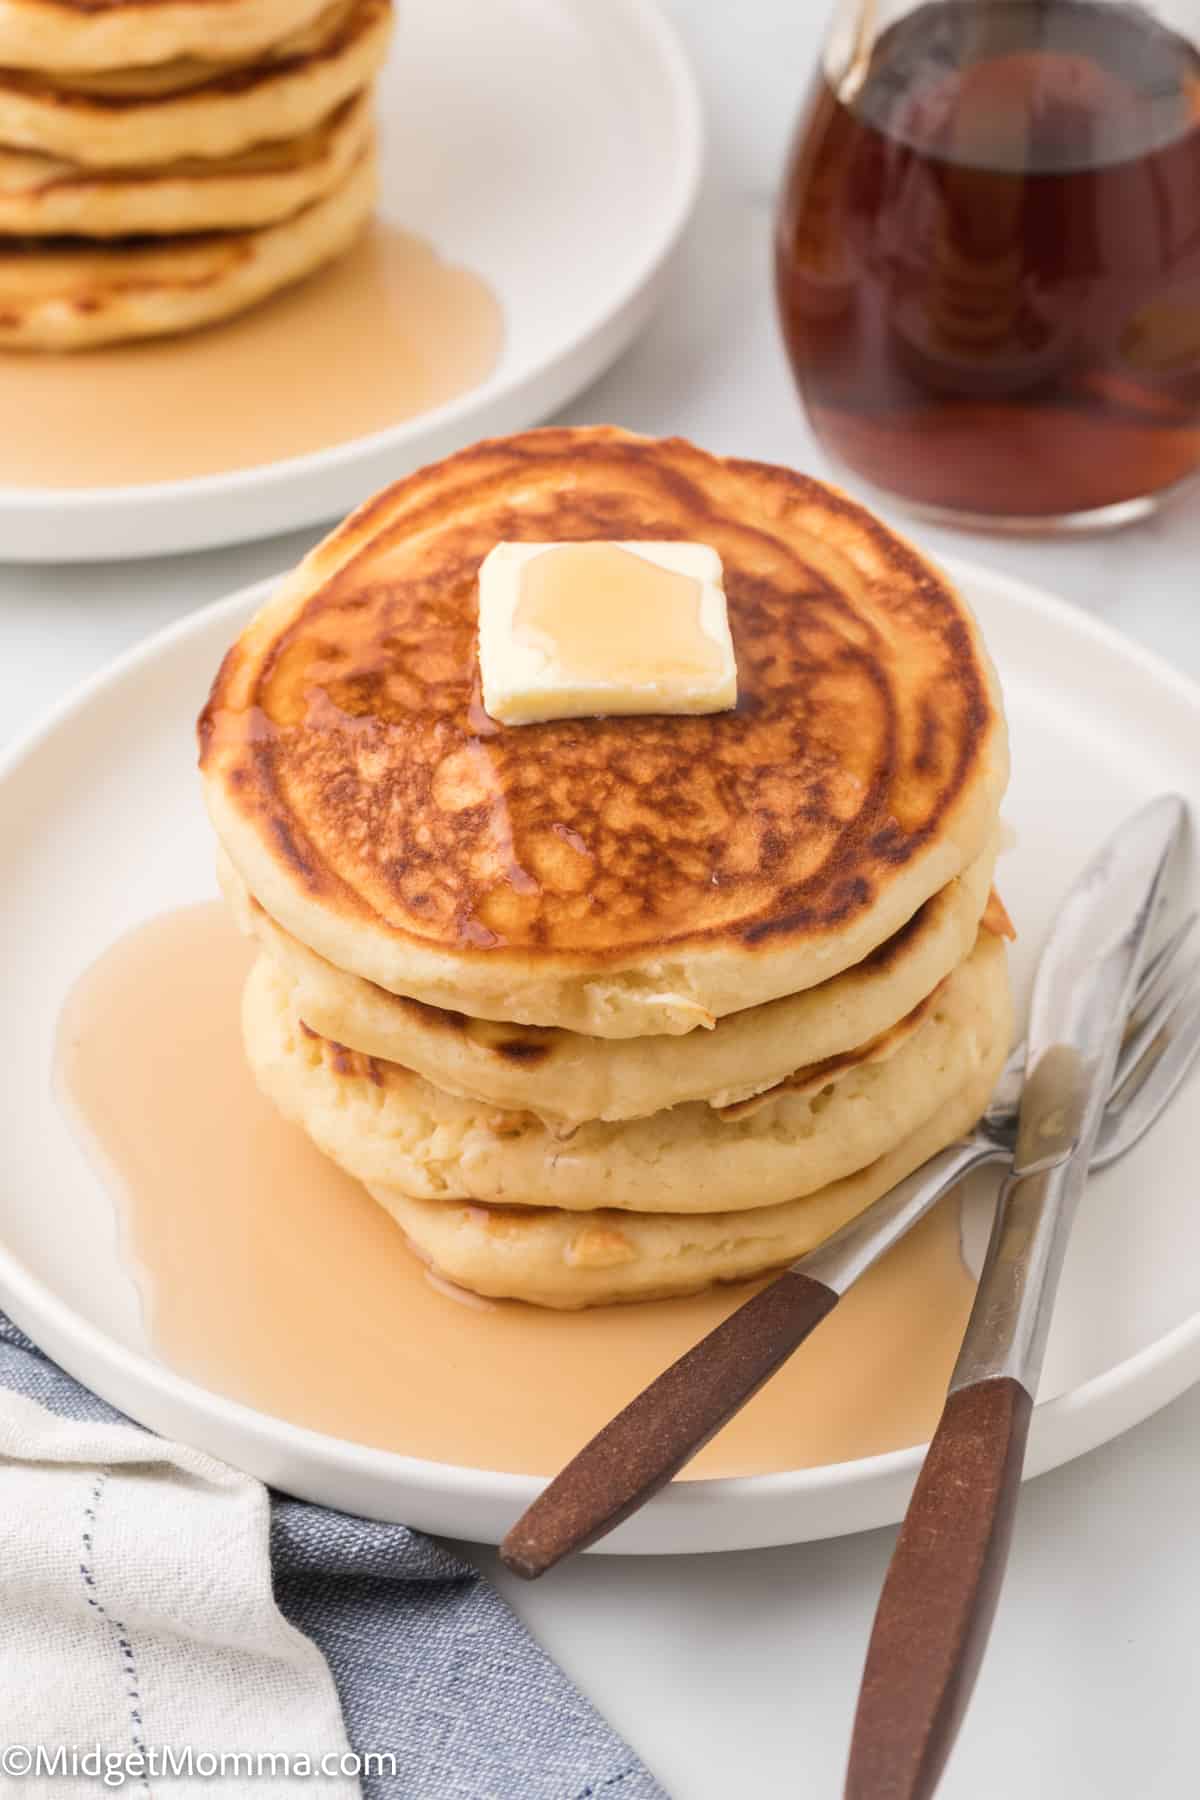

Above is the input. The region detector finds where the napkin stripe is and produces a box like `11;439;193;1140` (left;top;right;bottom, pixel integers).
80;1468;152;1796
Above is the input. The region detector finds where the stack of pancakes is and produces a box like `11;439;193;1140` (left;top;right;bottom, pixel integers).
199;428;1015;1310
0;0;391;347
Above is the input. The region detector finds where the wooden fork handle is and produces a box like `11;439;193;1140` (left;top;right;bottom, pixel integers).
500;1269;839;1579
845;1375;1034;1800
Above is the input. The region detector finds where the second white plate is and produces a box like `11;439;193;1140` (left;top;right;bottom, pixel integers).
0;0;701;563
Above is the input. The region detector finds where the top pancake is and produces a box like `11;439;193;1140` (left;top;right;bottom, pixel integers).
0;0;333;72
199;428;1009;1037
0;0;390;166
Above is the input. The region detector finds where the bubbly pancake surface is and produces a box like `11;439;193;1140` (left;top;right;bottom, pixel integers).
201;429;1009;1035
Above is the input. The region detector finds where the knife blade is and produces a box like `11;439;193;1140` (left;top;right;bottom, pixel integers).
844;793;1187;1800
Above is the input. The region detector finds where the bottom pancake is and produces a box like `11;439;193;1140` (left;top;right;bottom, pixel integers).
366;1020;1011;1308
0;143;375;349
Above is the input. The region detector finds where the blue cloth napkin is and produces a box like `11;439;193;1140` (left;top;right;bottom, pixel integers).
0;1316;665;1800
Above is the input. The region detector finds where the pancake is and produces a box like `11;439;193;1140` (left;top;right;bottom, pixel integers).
26;0;359;95
0;0;334;73
0;0;390;166
368;1032;1011;1307
200;428;1010;1036
0;144;373;347
0;88;371;236
243;931;1011;1215
224;837;998;1122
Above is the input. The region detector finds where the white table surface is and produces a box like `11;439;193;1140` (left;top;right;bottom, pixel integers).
3;3;1199;1795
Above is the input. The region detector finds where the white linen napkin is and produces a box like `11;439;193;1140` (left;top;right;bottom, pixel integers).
0;1316;666;1800
0;1387;357;1798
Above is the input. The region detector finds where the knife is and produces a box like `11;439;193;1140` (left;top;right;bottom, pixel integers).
843;793;1187;1800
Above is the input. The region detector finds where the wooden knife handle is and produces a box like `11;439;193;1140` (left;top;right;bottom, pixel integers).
500;1269;839;1579
844;1375;1034;1800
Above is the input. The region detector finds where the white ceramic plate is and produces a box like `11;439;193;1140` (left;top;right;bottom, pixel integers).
0;0;701;565
2;553;1199;1552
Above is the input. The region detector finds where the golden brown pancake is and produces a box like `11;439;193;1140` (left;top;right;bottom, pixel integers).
0;89;371;236
0;0;390;166
200;428;1009;1036
241;931;1008;1215
0;144;374;348
0;0;335;73
365;1038;1012;1308
15;0;356;95
223;836;999;1122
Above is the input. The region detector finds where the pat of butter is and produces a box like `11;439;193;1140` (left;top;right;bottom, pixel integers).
478;540;737;726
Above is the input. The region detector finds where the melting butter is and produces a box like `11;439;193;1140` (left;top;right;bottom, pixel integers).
478;540;737;726
519;543;722;681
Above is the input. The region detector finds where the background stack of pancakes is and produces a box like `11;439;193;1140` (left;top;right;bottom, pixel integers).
0;0;391;348
200;428;1015;1310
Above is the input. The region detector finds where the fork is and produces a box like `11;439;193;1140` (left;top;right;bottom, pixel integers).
501;915;1200;1579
